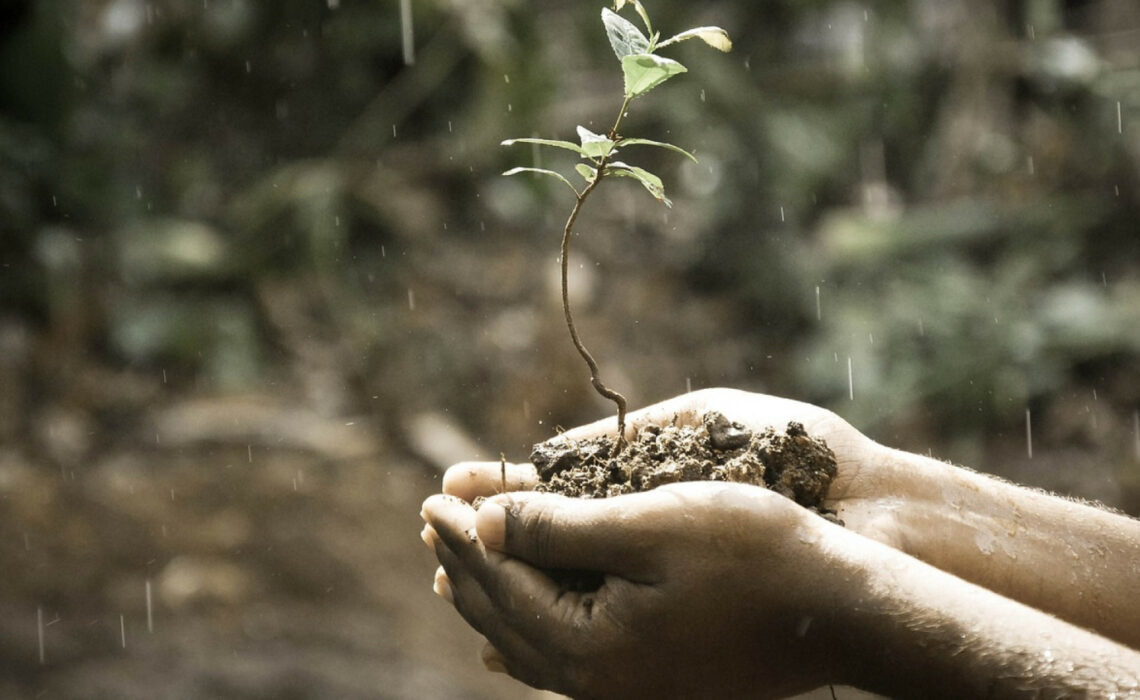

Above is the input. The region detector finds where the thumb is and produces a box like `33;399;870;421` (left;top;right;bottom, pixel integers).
476;492;658;578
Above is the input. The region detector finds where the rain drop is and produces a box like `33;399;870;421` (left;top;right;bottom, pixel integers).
407;288;416;311
1025;409;1033;459
1133;410;1139;461
120;614;127;648
400;0;415;65
146;579;154;632
37;607;45;664
847;357;854;400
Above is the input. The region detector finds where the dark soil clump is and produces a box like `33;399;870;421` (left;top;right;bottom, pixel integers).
531;412;841;522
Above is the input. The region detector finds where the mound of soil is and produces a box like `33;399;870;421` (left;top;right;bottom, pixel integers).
530;412;841;522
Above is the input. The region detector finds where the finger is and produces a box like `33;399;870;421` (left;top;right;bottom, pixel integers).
553;391;710;443
421;524;438;553
431;529;567;692
473;491;662;579
432;565;455;603
442;461;538;502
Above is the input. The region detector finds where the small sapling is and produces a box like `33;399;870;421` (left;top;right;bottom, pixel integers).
502;0;731;449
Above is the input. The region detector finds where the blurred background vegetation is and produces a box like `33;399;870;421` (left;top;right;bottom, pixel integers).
1;0;1138;697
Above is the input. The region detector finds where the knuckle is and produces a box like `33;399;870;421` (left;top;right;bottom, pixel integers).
522;502;560;561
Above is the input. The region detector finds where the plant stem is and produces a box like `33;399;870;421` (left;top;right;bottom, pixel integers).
559;96;634;452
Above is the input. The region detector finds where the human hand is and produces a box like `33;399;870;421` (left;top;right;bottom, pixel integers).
444;388;903;549
421;480;855;699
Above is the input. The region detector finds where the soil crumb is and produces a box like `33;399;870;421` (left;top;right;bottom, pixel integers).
531;412;841;522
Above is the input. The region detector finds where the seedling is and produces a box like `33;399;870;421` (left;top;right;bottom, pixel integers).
502;0;731;449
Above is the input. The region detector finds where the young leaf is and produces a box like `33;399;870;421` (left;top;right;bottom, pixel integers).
502;167;580;196
601;8;649;60
576;125;617;159
621;53;687;98
575;163;599;183
502;137;586;156
605;161;672;207
623;0;654;37
656;26;733;52
616;137;697;163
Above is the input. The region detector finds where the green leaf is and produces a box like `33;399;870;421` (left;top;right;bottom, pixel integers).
656;26;733;52
616;137;698;163
575;163;599;183
621;53;687;98
501;138;586;156
576;125;616;159
601;8;649;60
623;0;654;37
605;161;672;207
502;167;579;195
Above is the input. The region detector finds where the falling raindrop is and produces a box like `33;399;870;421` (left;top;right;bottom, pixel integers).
1118;101;1123;135
699;89;706;103
120;614;126;648
686;377;692;393
815;285;821;321
146;579;154;633
448;120;453;133
392;124;397;138
400;0;415;65
779;205;785;222
327;0;339;7
1133;410;1139;461
245;59;251;74
247;444;253;463
504;74;510;84
1027;156;1035;176
1025;409;1033;459
407;288;416;311
847;357;854;400
37;607;45;664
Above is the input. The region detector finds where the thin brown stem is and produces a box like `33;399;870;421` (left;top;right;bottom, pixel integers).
557;94;635;452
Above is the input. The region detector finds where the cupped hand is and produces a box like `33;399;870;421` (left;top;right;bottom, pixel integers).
422;481;855;699
443;388;902;548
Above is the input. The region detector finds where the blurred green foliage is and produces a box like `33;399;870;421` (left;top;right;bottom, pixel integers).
1;0;1139;469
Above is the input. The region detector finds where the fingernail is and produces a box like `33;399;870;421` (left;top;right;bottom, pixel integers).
475;500;507;550
420;524;436;553
483;657;508;674
481;643;510;674
433;567;453;604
